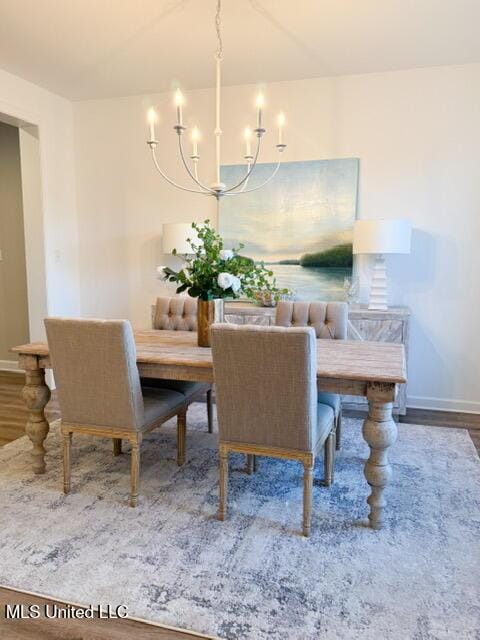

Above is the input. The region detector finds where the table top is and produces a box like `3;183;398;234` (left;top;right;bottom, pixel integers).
12;329;407;385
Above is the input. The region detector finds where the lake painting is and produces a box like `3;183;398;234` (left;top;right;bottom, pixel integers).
219;158;359;301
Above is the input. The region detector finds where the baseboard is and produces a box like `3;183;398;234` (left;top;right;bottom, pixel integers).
0;360;21;372
407;395;480;415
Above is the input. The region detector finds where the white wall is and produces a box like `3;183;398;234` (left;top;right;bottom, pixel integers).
0;68;80;344
74;63;480;412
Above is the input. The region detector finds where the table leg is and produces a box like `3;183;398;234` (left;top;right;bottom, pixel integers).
362;382;397;529
20;357;51;474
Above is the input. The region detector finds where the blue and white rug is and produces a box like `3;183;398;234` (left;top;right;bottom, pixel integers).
0;404;479;639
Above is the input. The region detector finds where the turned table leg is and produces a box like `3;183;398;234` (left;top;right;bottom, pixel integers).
362;382;398;529
20;356;51;474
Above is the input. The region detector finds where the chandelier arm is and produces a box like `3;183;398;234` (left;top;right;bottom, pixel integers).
150;147;212;195
223;161;282;196
177;136;217;193
222;136;262;193
146;0;285;200
239;162;252;192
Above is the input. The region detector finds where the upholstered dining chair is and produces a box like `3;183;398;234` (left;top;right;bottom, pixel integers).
275;300;348;450
45;318;193;507
145;296;213;432
211;323;336;537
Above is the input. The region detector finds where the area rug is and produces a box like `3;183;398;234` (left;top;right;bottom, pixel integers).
0;405;478;639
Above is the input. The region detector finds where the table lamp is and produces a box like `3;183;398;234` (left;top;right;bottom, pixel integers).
162;223;198;255
353;219;411;311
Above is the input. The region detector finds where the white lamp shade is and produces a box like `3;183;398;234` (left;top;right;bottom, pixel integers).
353;219;411;255
162;223;199;255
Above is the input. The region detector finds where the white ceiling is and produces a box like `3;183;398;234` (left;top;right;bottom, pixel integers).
0;0;479;101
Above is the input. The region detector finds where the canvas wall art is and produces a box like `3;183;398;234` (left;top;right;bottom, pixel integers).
219;158;359;301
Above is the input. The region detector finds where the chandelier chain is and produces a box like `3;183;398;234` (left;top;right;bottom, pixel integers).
215;0;223;60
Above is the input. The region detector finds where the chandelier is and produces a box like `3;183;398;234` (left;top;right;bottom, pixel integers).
146;0;287;200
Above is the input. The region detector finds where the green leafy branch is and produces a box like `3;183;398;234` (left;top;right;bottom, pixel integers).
162;220;279;301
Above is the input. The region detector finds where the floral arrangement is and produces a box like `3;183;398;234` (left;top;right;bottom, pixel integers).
162;220;280;301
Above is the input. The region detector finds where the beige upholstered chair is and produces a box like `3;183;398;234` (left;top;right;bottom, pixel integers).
153;296;198;331
275;300;348;450
146;296;213;432
211;324;336;537
45;318;194;507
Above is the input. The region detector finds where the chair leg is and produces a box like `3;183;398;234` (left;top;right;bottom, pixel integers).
324;430;336;487
335;410;342;451
177;409;187;466
218;445;229;521
129;434;142;508
206;388;213;433
62;431;72;494
113;438;122;456
303;458;314;537
246;454;256;475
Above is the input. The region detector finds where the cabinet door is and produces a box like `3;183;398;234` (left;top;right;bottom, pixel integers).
224;313;272;326
243;315;271;326
348;319;404;343
224;314;245;325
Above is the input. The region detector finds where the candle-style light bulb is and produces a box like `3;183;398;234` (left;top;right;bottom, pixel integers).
277;112;286;145
255;93;265;129
147;107;157;141
174;89;184;106
174;89;184;126
244;127;252;157
191;126;200;156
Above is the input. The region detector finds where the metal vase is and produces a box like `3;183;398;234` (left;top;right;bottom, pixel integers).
197;298;225;347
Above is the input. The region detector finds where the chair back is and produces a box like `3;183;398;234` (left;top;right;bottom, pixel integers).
275;300;348;340
44;318;144;430
153;296;197;331
211;324;318;452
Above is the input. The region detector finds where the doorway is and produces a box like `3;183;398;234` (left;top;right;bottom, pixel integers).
0;121;29;365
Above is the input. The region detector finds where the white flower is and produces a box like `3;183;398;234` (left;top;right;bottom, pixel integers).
219;249;234;260
231;275;242;293
217;272;234;290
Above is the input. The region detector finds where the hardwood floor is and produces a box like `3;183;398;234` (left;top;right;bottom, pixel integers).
0;587;211;639
0;371;478;638
0;370;29;446
0;370;59;446
2;370;478;452
399;407;480;452
0;372;211;639
343;406;480;454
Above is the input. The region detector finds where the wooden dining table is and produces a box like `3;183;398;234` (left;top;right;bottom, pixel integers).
11;330;406;530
